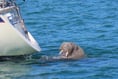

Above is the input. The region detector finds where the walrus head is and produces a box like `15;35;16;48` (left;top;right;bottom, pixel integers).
59;42;79;58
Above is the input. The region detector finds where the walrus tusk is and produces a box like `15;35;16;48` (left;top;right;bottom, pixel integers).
65;51;69;57
59;50;63;55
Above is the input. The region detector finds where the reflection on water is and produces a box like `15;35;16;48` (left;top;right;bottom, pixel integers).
0;60;31;79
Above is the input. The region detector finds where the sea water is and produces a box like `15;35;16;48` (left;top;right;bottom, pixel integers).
0;0;118;79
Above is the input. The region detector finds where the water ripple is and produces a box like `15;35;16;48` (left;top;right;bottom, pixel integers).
0;0;118;79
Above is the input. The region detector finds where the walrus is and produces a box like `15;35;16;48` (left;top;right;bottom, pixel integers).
58;42;85;60
38;42;85;62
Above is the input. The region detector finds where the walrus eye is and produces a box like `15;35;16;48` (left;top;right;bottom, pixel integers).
59;50;63;55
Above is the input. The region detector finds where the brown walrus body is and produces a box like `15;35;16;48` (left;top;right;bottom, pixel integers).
59;42;85;59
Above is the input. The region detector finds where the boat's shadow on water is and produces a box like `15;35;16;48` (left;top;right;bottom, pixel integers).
0;56;29;61
0;54;82;65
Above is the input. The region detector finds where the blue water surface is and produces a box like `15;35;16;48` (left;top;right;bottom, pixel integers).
0;0;118;79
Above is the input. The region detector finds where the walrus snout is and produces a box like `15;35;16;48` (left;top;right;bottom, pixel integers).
59;49;69;57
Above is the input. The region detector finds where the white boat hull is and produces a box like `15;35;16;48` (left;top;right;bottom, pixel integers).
0;1;41;56
0;12;41;56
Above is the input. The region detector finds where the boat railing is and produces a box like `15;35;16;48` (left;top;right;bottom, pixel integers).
0;6;15;13
0;0;15;8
